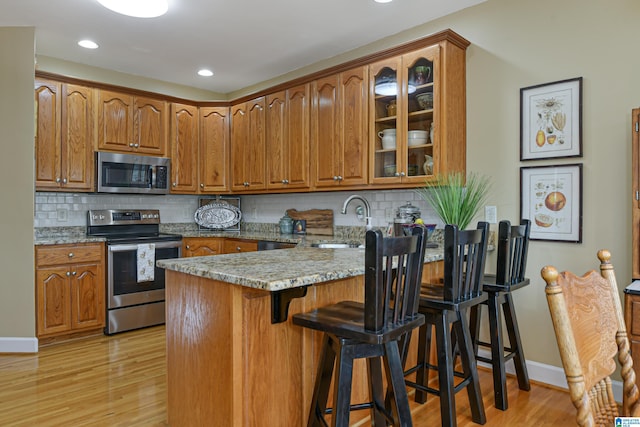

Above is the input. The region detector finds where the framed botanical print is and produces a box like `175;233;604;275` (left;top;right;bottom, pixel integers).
520;164;582;243
520;77;582;160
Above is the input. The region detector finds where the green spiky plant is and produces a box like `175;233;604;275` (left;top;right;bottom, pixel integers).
415;171;492;230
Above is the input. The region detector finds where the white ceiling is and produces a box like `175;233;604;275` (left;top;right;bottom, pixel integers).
0;0;484;94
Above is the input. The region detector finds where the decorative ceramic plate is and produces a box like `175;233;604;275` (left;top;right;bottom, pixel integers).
194;202;242;229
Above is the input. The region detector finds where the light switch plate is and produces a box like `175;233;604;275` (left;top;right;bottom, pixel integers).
485;206;497;224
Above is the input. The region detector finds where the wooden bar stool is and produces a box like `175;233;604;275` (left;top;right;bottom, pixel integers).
469;219;531;411
292;227;427;427
403;222;489;427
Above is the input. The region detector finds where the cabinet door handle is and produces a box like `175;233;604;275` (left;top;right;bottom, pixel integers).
134;144;139;148
200;183;204;188
62;178;67;184
172;182;177;187
337;176;343;181
185;245;190;249
72;271;77;276
129;143;134;147
400;172;406;177
236;246;242;252
66;271;71;277
68;253;74;258
56;178;61;183
394;172;400;177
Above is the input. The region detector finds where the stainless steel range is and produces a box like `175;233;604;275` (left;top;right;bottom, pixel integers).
87;209;182;335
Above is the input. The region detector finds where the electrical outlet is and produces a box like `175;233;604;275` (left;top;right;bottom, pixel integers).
485;206;497;224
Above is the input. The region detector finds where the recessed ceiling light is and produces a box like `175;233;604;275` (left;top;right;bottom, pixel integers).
374;0;393;3
96;0;168;18
198;69;214;77
78;40;99;49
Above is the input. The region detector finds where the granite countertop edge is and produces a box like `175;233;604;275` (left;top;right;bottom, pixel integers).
158;247;444;292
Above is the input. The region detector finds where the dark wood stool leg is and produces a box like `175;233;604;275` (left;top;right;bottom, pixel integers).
384;341;414;427
414;322;431;404
308;334;337;427
455;310;487;425
488;291;508;410
469;304;481;356
503;293;531;391
367;356;387;426
434;312;456;427
332;342;355;427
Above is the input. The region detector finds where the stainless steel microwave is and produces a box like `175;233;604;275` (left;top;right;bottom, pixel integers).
96;152;170;195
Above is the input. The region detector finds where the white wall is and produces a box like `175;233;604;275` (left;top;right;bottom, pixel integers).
0;27;36;345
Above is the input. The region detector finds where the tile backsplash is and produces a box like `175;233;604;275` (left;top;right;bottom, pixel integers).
34;189;443;229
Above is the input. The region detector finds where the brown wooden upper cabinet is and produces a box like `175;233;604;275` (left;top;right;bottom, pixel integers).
231;97;267;192
170;103;199;193
199;106;230;193
369;41;466;185
170;104;230;194
266;83;311;190
35;78;94;192
97;90;168;156
312;66;369;189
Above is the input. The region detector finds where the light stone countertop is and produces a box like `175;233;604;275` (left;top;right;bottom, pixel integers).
157;246;443;291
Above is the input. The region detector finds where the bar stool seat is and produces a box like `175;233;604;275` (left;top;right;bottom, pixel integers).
292;227;428;427
469;219;531;411
403;222;489;427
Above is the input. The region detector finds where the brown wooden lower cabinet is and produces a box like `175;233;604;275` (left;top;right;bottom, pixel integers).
35;243;105;341
182;237;224;257
223;238;258;254
624;289;640;387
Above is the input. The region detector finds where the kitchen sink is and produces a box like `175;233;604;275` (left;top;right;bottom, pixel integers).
310;243;364;249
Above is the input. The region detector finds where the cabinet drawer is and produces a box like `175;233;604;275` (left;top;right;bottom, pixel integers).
223;239;258;253
36;243;104;266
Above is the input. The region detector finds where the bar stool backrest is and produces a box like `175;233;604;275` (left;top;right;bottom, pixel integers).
495;219;531;286
364;227;427;333
443;222;489;303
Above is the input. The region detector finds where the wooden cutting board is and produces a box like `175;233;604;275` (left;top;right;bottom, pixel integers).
286;209;334;236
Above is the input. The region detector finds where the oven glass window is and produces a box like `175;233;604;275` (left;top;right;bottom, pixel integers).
111;246;179;296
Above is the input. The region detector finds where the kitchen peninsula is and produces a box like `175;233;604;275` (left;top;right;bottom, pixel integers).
157;246;442;426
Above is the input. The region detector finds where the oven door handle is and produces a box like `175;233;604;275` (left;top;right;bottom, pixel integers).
108;241;182;252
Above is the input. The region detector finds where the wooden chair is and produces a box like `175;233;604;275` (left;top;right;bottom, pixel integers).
292;227;428;427
541;250;640;426
469;219;531;410
403;222;489;427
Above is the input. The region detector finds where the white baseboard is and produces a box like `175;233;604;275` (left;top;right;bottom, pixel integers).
0;337;38;353
477;349;623;403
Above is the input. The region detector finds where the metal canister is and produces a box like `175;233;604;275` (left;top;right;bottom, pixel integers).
396;201;421;222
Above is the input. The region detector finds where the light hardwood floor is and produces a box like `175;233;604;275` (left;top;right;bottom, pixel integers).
0;326;576;426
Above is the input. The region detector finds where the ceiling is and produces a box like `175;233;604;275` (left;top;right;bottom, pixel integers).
1;0;484;94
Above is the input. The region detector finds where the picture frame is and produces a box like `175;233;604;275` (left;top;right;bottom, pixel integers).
520;164;582;243
520;77;582;160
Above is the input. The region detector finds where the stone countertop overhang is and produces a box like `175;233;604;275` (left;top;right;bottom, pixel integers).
157;246;443;292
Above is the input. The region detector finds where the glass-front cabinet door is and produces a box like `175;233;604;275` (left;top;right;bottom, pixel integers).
370;45;440;185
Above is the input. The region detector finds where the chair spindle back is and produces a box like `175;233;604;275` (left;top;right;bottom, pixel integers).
364;227;427;333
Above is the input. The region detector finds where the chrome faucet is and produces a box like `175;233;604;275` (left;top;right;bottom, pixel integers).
341;195;373;230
